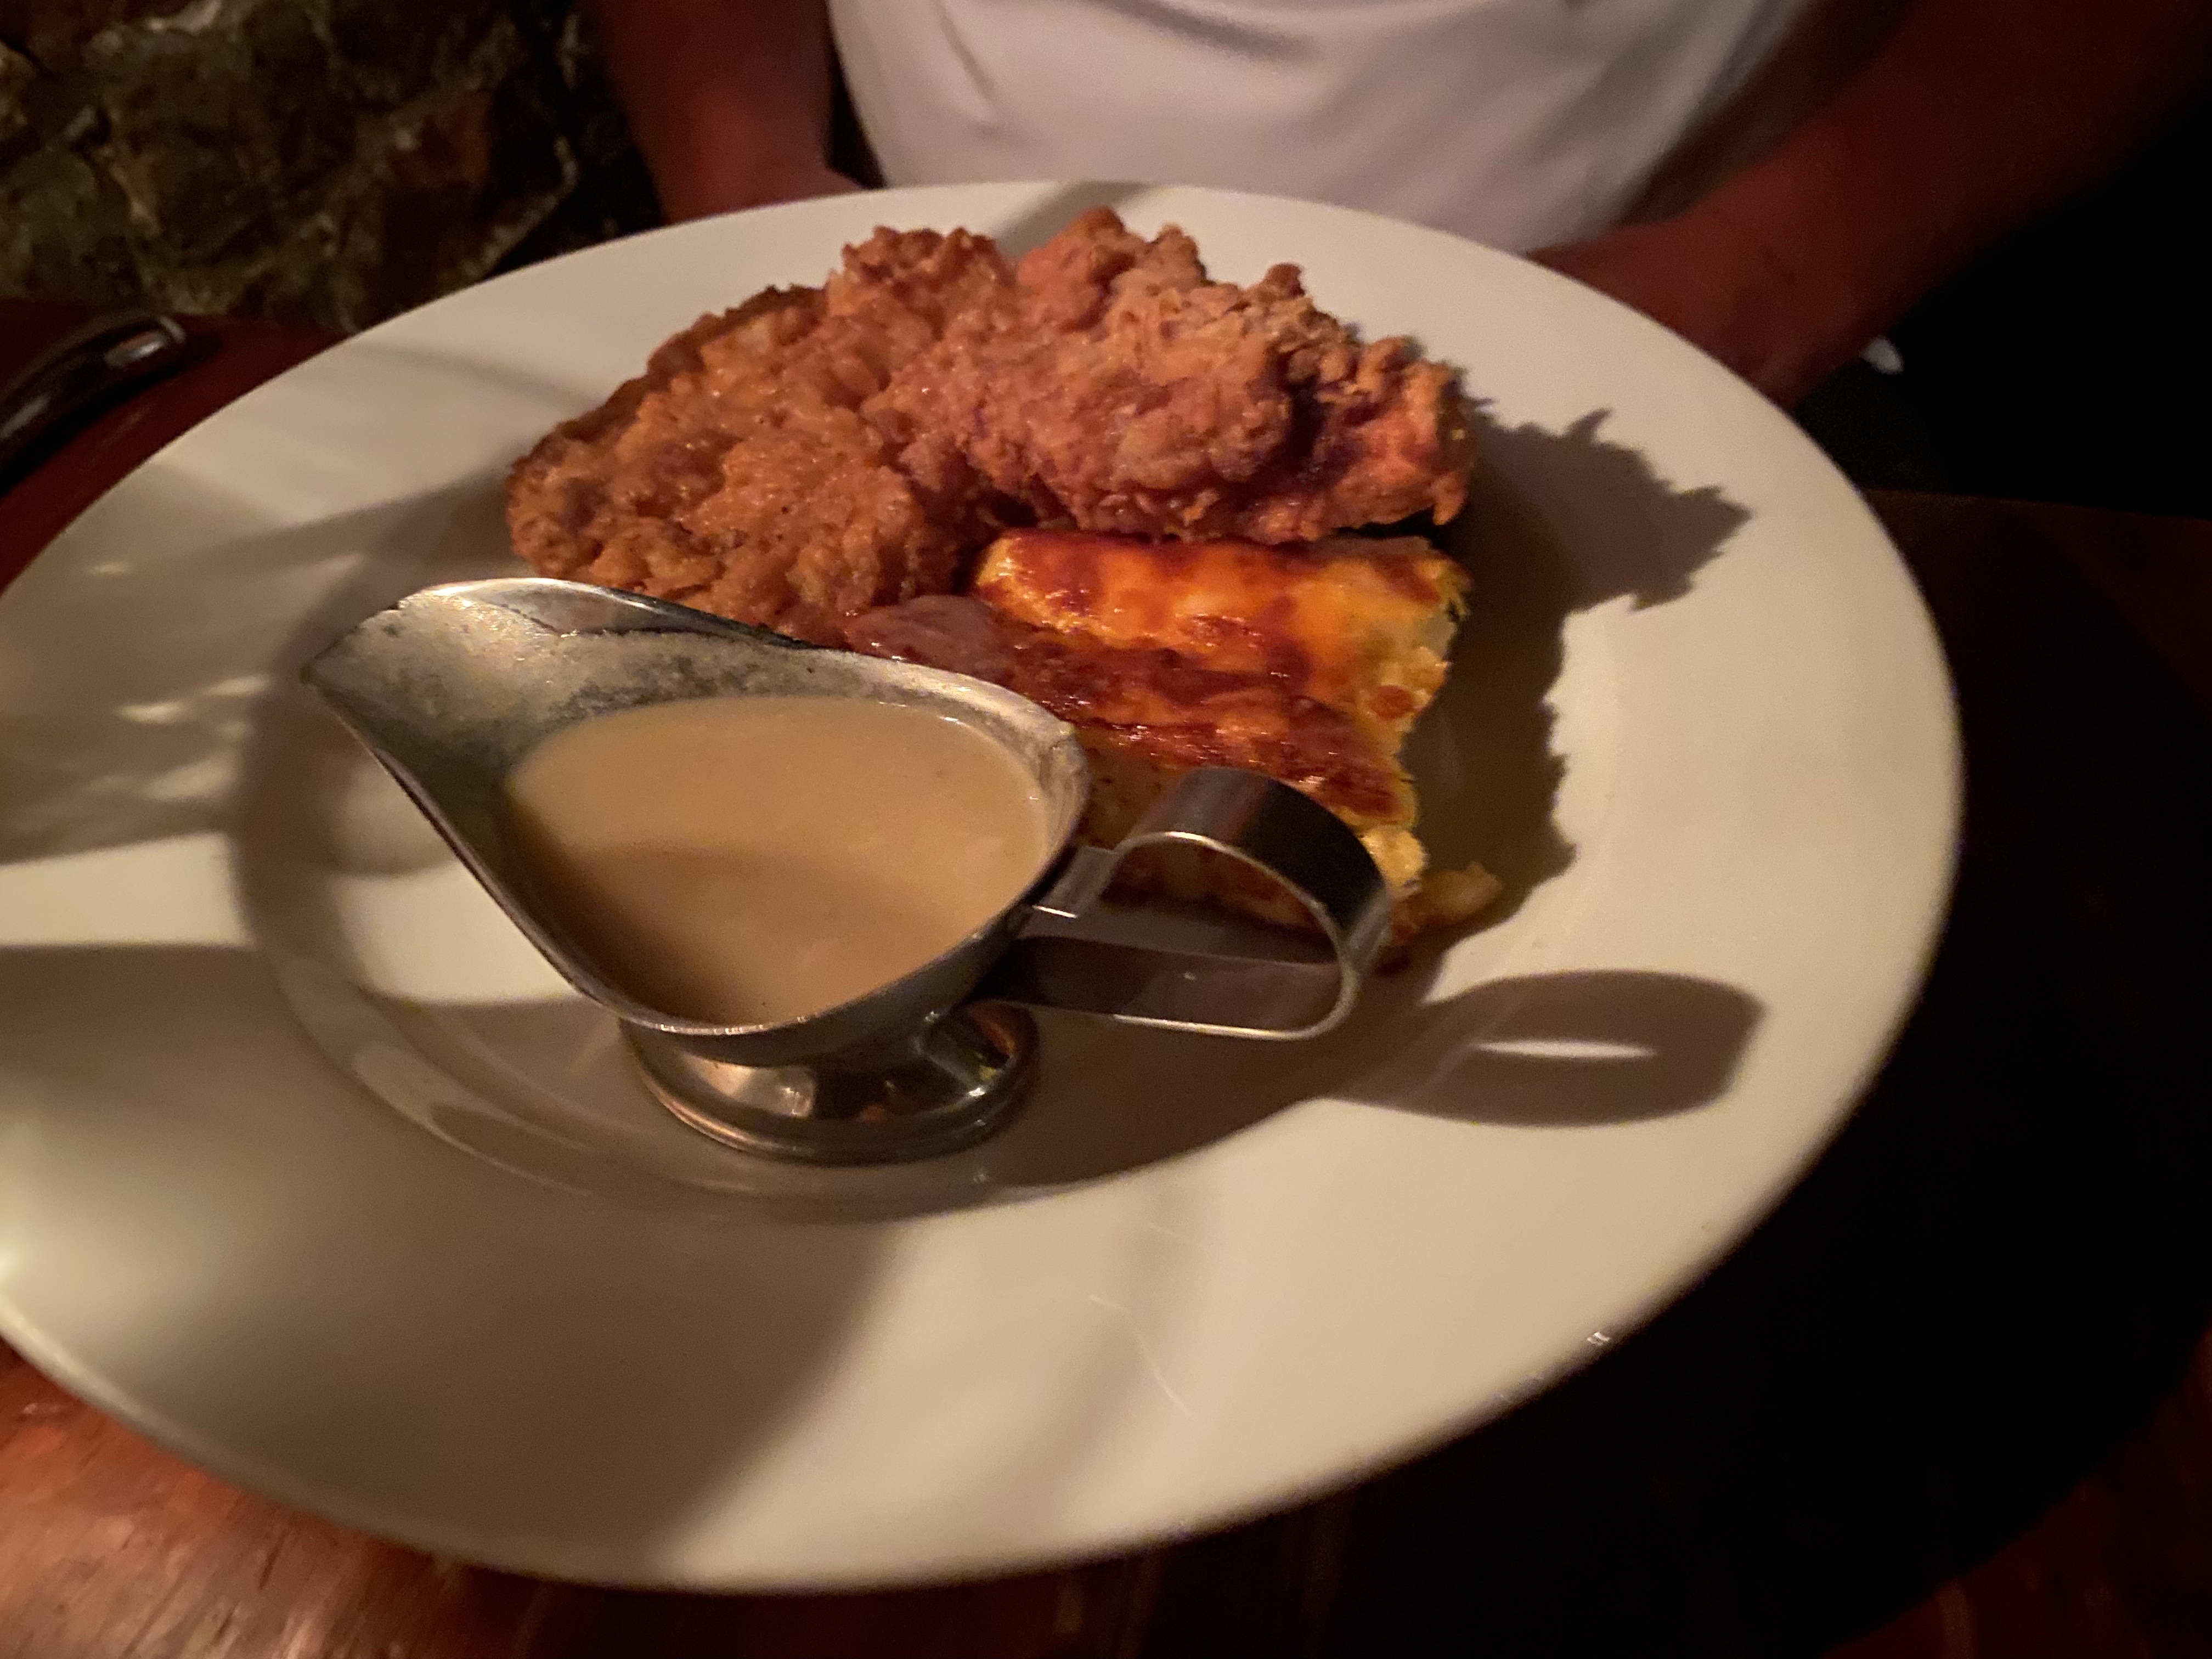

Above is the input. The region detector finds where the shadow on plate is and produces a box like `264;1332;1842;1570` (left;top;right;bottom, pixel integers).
0;469;518;869
70;357;1762;1223
994;409;1757;1187
208;406;1762;1213
988;182;1155;258
0;939;883;1571
1471;408;1753;611
237;958;1763;1226
986;969;1764;1190
1400;406;1752;924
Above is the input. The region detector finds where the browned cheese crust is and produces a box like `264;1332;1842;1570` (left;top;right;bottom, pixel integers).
848;525;1501;943
845;595;1409;833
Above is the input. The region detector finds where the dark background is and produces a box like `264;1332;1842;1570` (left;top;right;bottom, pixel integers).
2;0;2205;520
1801;87;2211;520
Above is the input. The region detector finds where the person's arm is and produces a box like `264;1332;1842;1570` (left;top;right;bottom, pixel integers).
1536;0;2212;405
588;0;856;221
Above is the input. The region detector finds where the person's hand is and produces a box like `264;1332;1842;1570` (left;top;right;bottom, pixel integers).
1536;0;2212;410
1532;212;1858;408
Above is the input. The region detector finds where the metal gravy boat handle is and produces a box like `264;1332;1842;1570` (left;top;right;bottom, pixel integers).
986;766;1392;1041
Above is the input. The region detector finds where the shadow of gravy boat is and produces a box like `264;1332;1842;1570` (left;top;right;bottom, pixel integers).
303;578;1393;1165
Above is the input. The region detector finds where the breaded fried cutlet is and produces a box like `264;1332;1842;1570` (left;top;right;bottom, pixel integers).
505;227;1015;644
505;210;1476;645
872;209;1476;544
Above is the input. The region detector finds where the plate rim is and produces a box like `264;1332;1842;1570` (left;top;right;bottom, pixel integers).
0;180;1962;1588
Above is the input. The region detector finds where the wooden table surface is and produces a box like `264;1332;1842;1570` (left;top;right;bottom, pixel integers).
3;300;2210;1659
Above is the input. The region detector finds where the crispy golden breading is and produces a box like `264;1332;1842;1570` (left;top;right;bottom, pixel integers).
506;210;1475;644
505;228;1014;644
872;210;1476;544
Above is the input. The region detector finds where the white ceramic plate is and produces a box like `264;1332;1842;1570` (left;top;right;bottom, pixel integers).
0;184;1957;1588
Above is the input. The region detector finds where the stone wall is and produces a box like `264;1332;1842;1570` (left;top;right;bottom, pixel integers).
0;0;658;331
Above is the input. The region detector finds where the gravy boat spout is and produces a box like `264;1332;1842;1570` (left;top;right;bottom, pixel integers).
303;578;1392;1164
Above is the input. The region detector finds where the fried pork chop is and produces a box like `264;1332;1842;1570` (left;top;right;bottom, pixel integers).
505;210;1475;645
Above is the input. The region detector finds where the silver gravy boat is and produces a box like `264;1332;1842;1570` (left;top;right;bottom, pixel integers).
303;579;1392;1164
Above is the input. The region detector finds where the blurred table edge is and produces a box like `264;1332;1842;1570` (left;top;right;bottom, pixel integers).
0;300;336;598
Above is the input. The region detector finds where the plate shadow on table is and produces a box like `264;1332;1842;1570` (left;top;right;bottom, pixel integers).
1274;502;2212;1659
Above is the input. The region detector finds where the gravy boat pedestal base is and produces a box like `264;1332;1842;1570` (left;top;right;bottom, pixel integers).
630;1005;1039;1165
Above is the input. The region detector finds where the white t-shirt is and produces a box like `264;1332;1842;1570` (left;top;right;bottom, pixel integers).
828;0;1827;252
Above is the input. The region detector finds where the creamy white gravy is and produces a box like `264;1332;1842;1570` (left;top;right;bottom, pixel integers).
505;696;1050;1026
